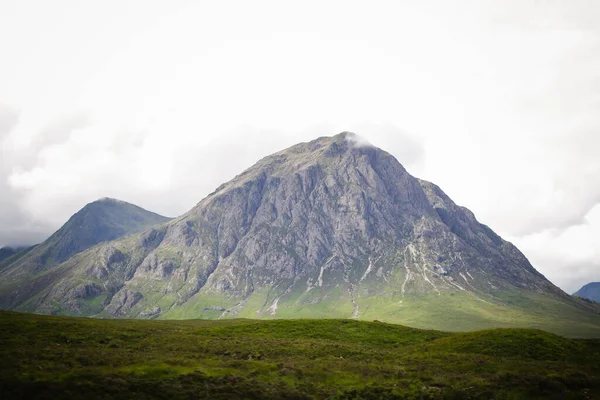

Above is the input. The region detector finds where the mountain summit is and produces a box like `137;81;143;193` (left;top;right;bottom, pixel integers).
0;198;170;307
1;133;598;336
574;282;600;303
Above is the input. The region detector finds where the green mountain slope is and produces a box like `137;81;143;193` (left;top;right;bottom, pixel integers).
1;311;599;399
1;133;599;337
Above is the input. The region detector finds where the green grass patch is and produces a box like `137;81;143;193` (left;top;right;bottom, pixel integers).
0;311;599;399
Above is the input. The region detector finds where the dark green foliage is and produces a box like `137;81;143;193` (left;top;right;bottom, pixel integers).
421;329;593;361
1;311;599;399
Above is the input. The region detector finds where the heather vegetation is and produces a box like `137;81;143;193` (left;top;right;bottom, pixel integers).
1;311;599;399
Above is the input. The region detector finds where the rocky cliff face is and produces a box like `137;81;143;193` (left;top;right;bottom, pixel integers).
1;133;598;335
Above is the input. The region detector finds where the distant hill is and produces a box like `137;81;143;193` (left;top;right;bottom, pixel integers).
0;198;170;308
574;282;600;303
0;246;31;263
0;245;37;272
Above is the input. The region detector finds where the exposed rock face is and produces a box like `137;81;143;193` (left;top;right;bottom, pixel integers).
1;133;598;335
1;198;170;277
574;282;600;303
70;282;103;299
105;289;143;316
140;306;161;318
0;199;170;309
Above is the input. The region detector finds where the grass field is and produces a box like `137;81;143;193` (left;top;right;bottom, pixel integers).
1;311;599;399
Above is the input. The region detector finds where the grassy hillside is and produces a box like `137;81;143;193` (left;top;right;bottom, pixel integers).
160;286;600;338
1;311;599;399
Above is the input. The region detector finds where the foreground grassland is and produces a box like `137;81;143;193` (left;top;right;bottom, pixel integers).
1;311;599;399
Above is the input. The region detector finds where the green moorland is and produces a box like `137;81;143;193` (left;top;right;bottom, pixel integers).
1;311;599;399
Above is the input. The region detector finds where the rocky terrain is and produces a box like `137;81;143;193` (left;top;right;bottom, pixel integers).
1;133;599;336
0;198;170;309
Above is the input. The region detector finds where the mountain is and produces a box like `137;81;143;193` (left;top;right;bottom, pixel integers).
0;198;170;307
0;245;37;272
0;245;32;263
1;133;599;336
574;282;600;303
0;246;22;263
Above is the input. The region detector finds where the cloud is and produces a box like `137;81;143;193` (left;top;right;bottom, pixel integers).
0;0;599;292
31;112;91;149
347;123;426;174
0;105;54;246
0;103;19;140
509;203;600;294
0;114;425;248
346;132;374;149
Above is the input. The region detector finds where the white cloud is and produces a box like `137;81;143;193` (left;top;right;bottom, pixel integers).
510;204;600;294
0;0;599;291
346;133;374;149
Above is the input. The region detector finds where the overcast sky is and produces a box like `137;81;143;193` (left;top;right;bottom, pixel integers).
1;0;598;293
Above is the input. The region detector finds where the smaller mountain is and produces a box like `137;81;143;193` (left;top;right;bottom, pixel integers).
573;282;600;303
0;245;38;273
0;246;29;263
0;198;170;282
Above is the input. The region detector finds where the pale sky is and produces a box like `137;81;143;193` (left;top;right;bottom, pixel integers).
0;0;598;293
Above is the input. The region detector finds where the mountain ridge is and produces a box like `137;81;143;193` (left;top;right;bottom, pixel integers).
574;282;600;303
0;245;32;264
0;198;171;308
1;133;598;336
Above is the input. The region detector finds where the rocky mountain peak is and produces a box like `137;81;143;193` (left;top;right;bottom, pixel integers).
2;133;596;337
141;133;562;318
201;132;409;208
574;282;600;303
0;198;170;284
